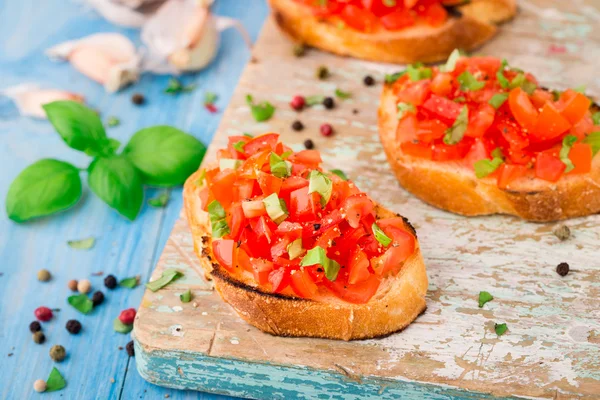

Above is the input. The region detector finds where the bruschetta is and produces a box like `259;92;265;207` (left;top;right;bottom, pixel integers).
270;0;516;64
184;133;427;340
379;52;600;221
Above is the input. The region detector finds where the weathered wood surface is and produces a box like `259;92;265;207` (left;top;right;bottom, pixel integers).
135;1;600;399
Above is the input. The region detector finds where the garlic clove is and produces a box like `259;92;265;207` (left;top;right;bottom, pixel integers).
1;84;84;119
85;0;166;28
46;33;140;92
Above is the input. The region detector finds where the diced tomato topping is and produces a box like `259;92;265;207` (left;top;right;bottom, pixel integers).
290;268;319;299
342;194;374;228
257;172;282;196
395;80;431;106
422;94;463;123
396;113;419;143
339;5;379;32
496;164;529;189
568;143;592;175
268;268;291;293
401;141;432;159
380;8;415;30
535;151;566;182
289;186;320;222
243;133;279;155
348;246;370;284
465;103;495;138
325;273;381;304
508;87;538;132
430;73;454;97
558;89;591;125
250;258;274;285
213;240;235;272
532;103;571;142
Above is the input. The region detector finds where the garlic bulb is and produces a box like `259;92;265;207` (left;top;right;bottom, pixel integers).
1;84;84;119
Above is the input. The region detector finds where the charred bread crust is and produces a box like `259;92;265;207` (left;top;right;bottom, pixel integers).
378;84;600;222
183;169;428;340
269;0;516;64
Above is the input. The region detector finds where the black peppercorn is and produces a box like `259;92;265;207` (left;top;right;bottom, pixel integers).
556;262;569;277
313;223;321;231
29;321;42;333
104;275;117;289
291;120;304;131
363;75;375;86
303;139;314;150
131;93;145;105
126;340;135;357
323;97;335;109
66;319;82;334
92;291;105;307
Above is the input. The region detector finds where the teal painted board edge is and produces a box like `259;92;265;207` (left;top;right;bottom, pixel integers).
134;341;527;400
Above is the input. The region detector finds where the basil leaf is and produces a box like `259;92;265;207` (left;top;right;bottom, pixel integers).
68;294;94;314
397;102;416;119
43;101;110;156
385;71;405;84
204;92;218;105
330;169;348;180
123;126;206;187
457;71;485;91
113;317;133;334
180;289;192;303
454;96;466;103
509;73;536;94
148;191;169;208
443;106;469;145
211;220;230;238
208;200;230;238
300;246;340;281
382;0;396;6
495;323;508;336
233;140;246;153
474;149;504;178
106;116;120;127
440;49;461;73
334;88;351;99
145;268;183;292
573;85;586;93
583;131;600;155
263;193;288;224
6;159;82;222
119;276;139;288
372;223;392;247
478;291;494;308
592;112;600;125
559;135;578;172
67;237;95;250
496;59;510;89
308;170;333;206
165;78;196;94
305;95;325;106
46;367;66;392
246;94;275;122
488;93;508;109
88;155;144;221
407;64;432;81
269;152;291;178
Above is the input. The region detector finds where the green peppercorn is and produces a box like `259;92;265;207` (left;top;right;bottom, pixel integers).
33;331;45;344
316;66;329;80
49;345;66;362
553;225;571;241
37;269;51;282
292;43;306;57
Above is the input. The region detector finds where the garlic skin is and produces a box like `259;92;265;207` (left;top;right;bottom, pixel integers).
85;0;166;28
46;33;140;92
1;84;84;119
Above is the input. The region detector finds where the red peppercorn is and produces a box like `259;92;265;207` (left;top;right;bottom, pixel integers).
34;307;53;322
320;123;334;137
119;308;137;325
290;95;305;111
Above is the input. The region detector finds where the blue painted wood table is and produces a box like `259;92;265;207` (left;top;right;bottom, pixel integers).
0;0;267;398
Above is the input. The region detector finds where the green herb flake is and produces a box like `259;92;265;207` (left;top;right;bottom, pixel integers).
591;112;600;125
280;150;293;159
397;102;416;119
305;95;325;106
457;71;485;91
67;237;95;250
334;88;352;99
583;131;600;155
270;152;291;178
453;96;466;103
119;276;139;288
233;140;246;153
180;289;192;303
316;65;330;80
300;246;340;281
68;294;94;314
559;135;578;172
207;200;230;238
385;71;406;84
382;0;396;6
148;191;170;208
263;193;288;224
372;223;392;247
478;291;494;308
246;95;275;122
165;78;196;94
113;317;133;334
204;92;218;105
474;148;504;178
330;169;348;181
46;367;66;392
573;85;586;94
407;64;432;81
106;116;120;127
495;322;508;336
497;59;510;89
308;170;333;206
440;49;461;73
145;268;183;292
243;132;254;138
488;93;508;109
443;106;469;145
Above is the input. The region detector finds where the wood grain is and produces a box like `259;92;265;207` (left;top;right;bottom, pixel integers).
135;1;600;399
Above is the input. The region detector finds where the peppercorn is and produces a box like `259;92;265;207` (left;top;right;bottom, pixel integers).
33;379;47;393
322;97;335;109
363;75;375;86
77;279;91;294
34;307;53;322
92;291;105;307
37;269;51;282
316;65;329;80
33;331;45;344
131;93;145;105
291;120;304;131
67;279;78;291
292;43;306;57
556;262;569;277
29;321;42;333
553;225;571;241
290;95;305;111
352;109;359;114
104;274;117;289
313;223;321;231
119;308;137;325
49;345;66;362
126;340;135;357
66;319;82;334
303;139;315;150
320;123;334;137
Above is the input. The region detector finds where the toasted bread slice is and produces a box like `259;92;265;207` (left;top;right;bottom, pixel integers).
184;168;428;340
269;0;516;64
379;84;600;221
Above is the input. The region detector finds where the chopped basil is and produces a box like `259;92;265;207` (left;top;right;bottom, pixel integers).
592;112;600;125
243;132;254;138
68;294;94;314
334;88;351;99
443;106;469;145
488;93;508;109
440;49;461;73
196;169;206;186
457;71;485;91
165;78;196;94
510;73;536;94
211;219;230;239
305;95;325;106
552;90;561;101
113;317;133;333
478;291;494;308
397;102;416;119
106;116;120;127
287;238;304;260
119;276;139;288
207;200;229;238
145;268;183;292
308;170;333;206
270;152;291;178
573;85;586;93
263;193;288;224
330;169;348;180
46;367;66;392
246;94;275;122
233;140;246;153
559;135;578;172
495;322;508;336
382;0;396;6
454;96;466;103
300;246;340;281
204;92;218;105
384;71;406;84
148;191;169;208
407;64;432;81
372;223;392;247
474;148;504;178
67;237;95;250
497;59;510;89
180;289;192;303
584;132;600;155
280;150;293;159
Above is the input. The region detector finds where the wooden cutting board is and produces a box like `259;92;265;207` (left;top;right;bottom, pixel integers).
132;2;600;398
